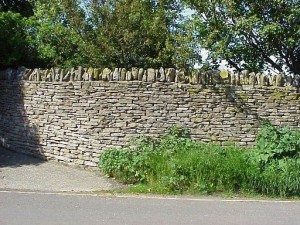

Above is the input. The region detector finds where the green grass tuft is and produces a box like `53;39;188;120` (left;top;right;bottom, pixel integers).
99;124;300;197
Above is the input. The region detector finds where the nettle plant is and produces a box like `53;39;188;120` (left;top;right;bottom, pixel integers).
254;120;300;165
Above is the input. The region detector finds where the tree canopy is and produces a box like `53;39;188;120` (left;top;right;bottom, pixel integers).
0;0;199;69
85;0;182;68
1;0;300;75
183;0;300;75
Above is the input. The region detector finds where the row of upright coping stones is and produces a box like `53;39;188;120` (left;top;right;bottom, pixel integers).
23;67;187;83
1;66;300;87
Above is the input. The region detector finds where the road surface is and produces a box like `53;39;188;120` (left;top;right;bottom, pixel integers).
1;191;300;225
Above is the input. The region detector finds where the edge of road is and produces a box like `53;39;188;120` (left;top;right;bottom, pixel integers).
1;189;299;203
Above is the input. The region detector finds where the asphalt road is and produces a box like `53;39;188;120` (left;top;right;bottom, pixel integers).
1;191;300;225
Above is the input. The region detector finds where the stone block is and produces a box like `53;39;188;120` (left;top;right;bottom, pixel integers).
132;67;138;80
102;68;111;81
84;161;97;167
159;67;166;82
77;66;83;81
138;68;144;81
120;68;126;81
113;68;120;81
176;69;185;83
93;68;100;80
166;68;176;82
147;68;156;82
126;71;132;81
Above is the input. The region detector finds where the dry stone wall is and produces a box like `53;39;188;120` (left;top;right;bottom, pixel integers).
0;67;300;167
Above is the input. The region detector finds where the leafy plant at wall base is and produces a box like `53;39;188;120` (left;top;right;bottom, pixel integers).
254;120;300;165
99;125;300;197
247;120;300;196
99;148;151;184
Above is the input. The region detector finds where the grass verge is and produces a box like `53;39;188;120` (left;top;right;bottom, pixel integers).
99;124;300;198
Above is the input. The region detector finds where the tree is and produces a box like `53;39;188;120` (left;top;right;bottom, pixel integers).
183;0;300;74
85;0;198;69
0;0;38;68
0;11;37;68
29;0;90;67
1;0;200;69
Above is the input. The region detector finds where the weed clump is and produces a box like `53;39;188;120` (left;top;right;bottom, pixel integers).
99;123;300;197
247;120;300;196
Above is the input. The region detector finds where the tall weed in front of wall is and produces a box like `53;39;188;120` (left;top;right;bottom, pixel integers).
99;135;157;184
99;123;300;197
99;126;251;194
246;120;300;196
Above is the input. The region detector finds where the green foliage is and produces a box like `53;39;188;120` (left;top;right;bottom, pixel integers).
28;0;90;68
157;144;249;194
0;11;37;68
0;0;200;69
183;0;300;74
2;0;300;72
85;0;197;69
254;120;300;165
99;148;152;184
246;120;300;196
99;134;158;184
99;126;250;194
247;158;300;196
99;124;300;197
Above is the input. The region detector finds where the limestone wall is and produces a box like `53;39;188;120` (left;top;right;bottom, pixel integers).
0;67;299;167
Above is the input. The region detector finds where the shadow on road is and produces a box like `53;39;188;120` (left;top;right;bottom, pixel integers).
0;148;44;168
